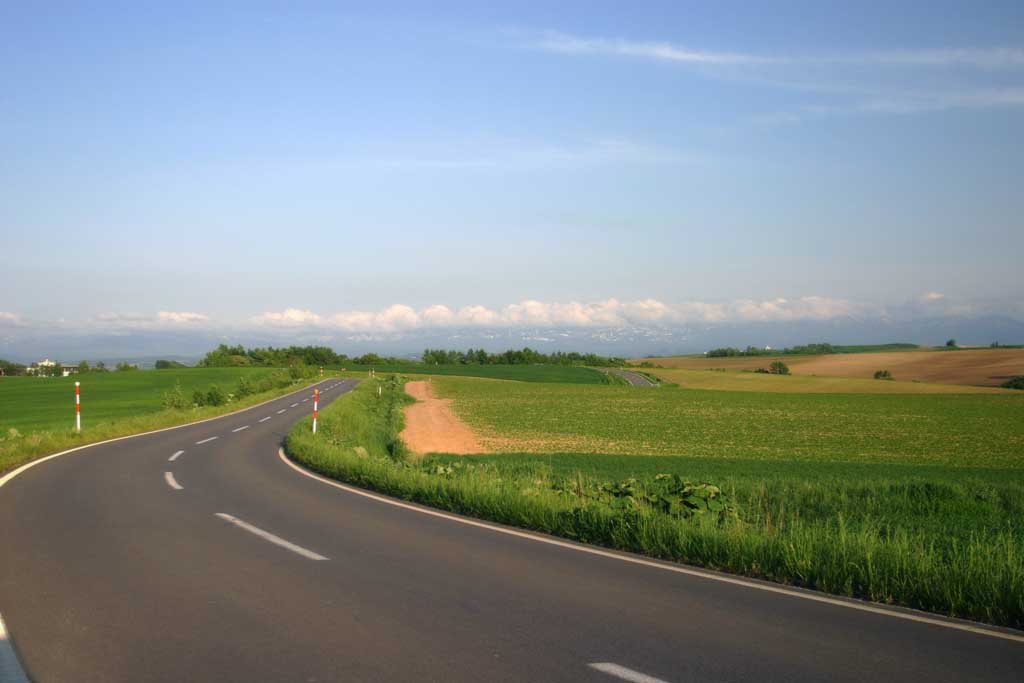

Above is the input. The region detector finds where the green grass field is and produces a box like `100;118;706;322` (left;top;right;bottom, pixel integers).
434;377;1024;467
287;376;1024;627
334;364;609;384
0;368;280;432
0;367;321;474
642;367;1011;394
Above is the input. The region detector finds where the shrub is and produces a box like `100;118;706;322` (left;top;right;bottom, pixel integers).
874;370;893;380
768;361;790;375
235;375;255;398
162;381;189;409
192;389;207;407
206;384;227;407
1002;376;1024;390
946;339;957;348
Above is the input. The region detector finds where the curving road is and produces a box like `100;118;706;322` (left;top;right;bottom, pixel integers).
1;378;1022;682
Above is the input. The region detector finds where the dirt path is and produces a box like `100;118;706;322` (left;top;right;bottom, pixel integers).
400;380;488;455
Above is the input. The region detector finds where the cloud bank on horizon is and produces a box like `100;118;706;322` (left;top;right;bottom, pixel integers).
0;293;998;338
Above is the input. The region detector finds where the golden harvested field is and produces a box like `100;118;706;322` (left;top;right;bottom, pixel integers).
633;348;1024;387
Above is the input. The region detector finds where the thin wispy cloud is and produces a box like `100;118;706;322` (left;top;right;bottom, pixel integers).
523;30;1024;121
527;31;1024;70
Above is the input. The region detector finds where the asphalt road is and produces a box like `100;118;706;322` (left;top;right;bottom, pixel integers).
606;369;656;386
2;378;1022;682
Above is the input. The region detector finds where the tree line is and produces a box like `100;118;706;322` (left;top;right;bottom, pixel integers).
421;347;625;367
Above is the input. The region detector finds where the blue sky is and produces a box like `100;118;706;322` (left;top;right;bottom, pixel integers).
2;1;1022;341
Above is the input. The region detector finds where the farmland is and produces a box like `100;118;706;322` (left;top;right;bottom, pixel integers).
434;376;1024;467
288;374;1024;627
634;346;1024;387
0;367;317;473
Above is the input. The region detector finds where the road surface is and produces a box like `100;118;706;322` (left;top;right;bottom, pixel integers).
1;378;1022;682
606;369;656;386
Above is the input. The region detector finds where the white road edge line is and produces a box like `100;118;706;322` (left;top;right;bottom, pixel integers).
169;450;184;462
195;436;218;445
215;513;328;561
277;409;287;414
232;425;249;433
259;416;272;423
589;663;670;683
164;471;183;490
277;447;1024;644
0;611;29;683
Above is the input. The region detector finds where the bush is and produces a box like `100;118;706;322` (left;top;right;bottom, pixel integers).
162;381;189;409
1002;376;1024;390
946;339;957;348
768;361;790;375
192;389;207;407
235;375;255;398
206;384;227;407
874;370;893;380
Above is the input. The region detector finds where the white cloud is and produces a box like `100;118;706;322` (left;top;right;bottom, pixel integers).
0;312;21;326
530;31;767;65
527;31;1024;71
250;308;323;327
157;311;209;323
922;292;946;301
250;296;860;332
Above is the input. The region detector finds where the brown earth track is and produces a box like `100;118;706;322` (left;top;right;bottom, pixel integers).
400;380;488;455
633;348;1024;387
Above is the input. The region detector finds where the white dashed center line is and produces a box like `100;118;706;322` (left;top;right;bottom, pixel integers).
290;403;298;408
277;409;287;414
215;513;328;561
169;450;184;462
195;436;218;445
259;416;271;423
164;472;183;490
232;425;249;433
588;663;671;683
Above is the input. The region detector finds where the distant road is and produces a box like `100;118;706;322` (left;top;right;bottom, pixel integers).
2;378;1022;681
606;368;656;386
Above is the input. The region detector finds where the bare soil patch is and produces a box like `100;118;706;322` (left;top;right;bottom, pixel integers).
401;380;489;455
635;348;1024;387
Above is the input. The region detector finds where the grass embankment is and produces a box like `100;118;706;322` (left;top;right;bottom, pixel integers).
332;364;610;384
0;367;324;474
288;376;1024;628
642;368;1010;394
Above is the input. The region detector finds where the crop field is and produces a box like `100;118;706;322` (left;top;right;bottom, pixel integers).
335;363;609;384
433;376;1024;467
642;368;1010;394
634;347;1024;387
0;367;319;474
0;368;279;433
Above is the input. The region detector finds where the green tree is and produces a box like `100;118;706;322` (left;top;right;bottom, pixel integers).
946;339;957;348
768;361;790;375
77;360;90;374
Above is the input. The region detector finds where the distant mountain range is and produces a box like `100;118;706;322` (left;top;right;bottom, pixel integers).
3;314;1023;366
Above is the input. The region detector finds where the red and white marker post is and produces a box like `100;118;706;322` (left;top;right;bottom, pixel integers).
75;381;81;432
312;388;319;434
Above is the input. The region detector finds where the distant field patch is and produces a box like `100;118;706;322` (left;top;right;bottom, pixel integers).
644;368;1010;394
434;377;1024;467
634;347;1024;387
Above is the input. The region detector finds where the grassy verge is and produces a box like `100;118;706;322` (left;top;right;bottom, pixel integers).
286;376;1024;629
1;369;328;475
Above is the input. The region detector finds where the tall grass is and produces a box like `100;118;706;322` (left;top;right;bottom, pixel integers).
287;377;1024;629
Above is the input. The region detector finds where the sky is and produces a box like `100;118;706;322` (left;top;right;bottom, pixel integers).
2;1;1023;350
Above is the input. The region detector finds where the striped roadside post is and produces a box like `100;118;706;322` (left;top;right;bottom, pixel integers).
312;388;318;434
75;381;81;432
